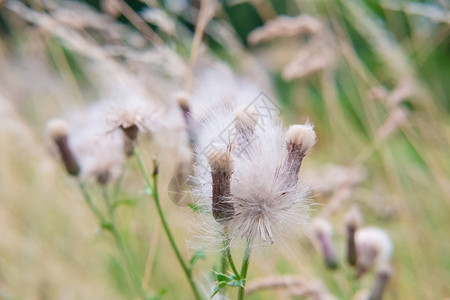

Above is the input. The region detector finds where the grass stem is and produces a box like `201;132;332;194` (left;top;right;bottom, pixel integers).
133;146;202;300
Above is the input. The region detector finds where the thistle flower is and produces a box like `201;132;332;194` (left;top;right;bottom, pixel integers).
355;227;393;278
311;218;338;269
46;118;80;176
345;205;363;266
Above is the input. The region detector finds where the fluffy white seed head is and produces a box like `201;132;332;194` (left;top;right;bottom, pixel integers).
188;69;313;249
234;106;258;132
105;97;158;139
376;262;394;277
286;123;316;154
46;118;80;176
345;205;363;229
225;125;311;246
46;118;69;141
208;150;233;176
176;91;190;111
312;217;333;238
70;124;126;184
355;227;393;261
311;217;338;269
355;227;393;276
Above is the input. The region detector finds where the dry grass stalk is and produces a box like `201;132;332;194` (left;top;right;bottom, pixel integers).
246;276;336;300
248;15;324;45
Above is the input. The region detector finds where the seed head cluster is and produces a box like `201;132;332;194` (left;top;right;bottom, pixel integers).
191;97;316;248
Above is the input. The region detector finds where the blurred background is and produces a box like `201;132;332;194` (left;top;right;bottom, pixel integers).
0;0;449;299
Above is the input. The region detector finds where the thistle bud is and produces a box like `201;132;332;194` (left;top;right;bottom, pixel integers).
355;227;393;278
177;91;190;116
368;263;393;300
282;123;316;186
47;119;80;176
208;150;234;224
312;218;338;269
96;170;110;185
345;205;363;266
121;123;139;142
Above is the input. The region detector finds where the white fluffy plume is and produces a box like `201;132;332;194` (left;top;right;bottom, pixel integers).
190;90;314;249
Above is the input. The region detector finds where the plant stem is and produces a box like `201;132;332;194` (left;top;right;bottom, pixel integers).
101;184;114;222
79;182;146;299
226;247;240;278
221;249;227;274
237;243;252;300
79;182;106;224
133;146;202;300
109;224;147;299
223;228;239;278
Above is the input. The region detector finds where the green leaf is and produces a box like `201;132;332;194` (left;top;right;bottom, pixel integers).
210;281;227;298
210;271;244;298
100;222;113;231
189;250;206;267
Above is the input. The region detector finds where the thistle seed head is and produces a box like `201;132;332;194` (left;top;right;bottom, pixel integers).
286;123;317;155
121;123;139;141
47;118;69;142
345;205;363;266
177;91;190;114
281;123;316;188
312;218;338;269
355;227;393;278
46;118;80;176
345;205;363;230
234;106;258;157
368;262;393;300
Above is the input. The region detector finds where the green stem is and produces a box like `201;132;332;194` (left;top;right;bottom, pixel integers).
79;182;146;299
220;240;228;299
79;182;106;224
237;243;252;300
101;185;114;222
226;247;240;278
223;229;240;278
113;167;126;198
133;146;202;300
221;249;227;274
109;224;146;299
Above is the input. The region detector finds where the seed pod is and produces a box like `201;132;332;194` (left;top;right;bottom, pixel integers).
312;218;338;269
208;150;234;224
368;263;393;300
345;205;363;266
282;123;316;187
47;119;80;176
355;227;393;278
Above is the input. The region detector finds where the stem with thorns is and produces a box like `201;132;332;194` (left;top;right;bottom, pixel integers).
133;146;201;300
